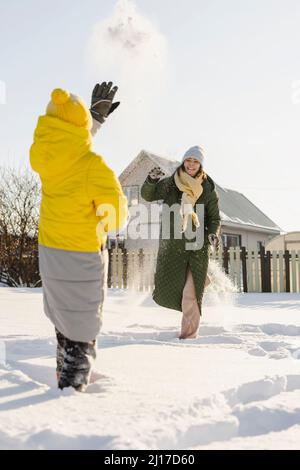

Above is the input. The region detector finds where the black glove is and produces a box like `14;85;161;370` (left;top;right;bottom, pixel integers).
208;233;220;250
148;167;165;181
90;81;120;124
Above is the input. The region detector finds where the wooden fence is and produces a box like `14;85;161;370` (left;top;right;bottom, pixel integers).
107;247;300;293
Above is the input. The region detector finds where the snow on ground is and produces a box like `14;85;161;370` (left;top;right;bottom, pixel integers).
0;286;300;450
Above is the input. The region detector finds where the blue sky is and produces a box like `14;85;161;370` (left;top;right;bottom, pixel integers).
0;0;300;231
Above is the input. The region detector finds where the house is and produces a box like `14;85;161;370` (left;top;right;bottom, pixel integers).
117;150;282;251
266;232;300;252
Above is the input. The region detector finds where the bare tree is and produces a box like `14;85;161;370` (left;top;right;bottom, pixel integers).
0;167;41;286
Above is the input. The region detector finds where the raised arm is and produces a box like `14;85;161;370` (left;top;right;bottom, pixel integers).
141;167;169;202
89;81;120;136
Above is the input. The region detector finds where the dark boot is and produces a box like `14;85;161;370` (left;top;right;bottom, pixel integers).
56;330;96;392
55;328;66;382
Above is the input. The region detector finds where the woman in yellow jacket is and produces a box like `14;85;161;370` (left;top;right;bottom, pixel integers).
30;83;128;392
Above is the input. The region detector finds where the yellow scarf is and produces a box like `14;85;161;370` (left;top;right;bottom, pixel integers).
174;168;205;232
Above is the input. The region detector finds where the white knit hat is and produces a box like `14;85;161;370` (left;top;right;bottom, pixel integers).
182;145;205;166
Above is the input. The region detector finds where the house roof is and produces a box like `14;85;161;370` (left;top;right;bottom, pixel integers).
145;152;180;175
216;186;281;233
118;150;180;183
119;150;282;234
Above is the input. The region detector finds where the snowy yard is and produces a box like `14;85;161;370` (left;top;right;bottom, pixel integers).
0;287;300;450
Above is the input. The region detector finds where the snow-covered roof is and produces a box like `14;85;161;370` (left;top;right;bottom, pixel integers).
216;186;281;233
145;152;180;175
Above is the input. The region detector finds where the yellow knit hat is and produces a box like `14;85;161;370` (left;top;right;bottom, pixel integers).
46;88;92;130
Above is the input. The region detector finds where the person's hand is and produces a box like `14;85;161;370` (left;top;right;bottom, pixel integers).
148;167;165;181
208;233;220;250
90;81;120;124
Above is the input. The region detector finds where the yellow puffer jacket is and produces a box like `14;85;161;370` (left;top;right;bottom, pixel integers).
30;115;128;252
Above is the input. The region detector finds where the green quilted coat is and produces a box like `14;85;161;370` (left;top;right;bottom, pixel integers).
141;172;221;314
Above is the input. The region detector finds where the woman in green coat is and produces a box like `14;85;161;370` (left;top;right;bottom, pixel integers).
141;146;221;339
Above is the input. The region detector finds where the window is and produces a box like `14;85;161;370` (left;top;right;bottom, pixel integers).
222;233;241;248
123;186;139;206
257;241;265;251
